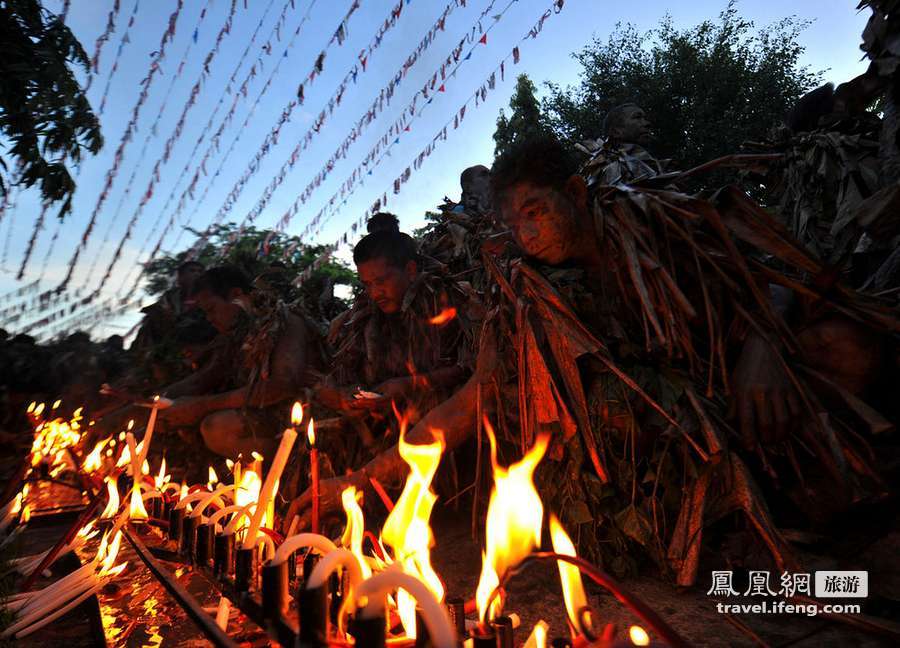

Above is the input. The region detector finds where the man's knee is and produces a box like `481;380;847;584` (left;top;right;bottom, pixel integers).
200;410;241;457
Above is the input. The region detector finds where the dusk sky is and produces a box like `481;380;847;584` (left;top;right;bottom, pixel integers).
0;0;871;338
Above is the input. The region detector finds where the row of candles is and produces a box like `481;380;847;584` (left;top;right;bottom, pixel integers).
3;397;671;647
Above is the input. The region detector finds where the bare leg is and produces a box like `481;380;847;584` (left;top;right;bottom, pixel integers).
200;410;277;459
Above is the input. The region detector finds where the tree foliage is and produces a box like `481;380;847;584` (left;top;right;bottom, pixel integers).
144;223;358;316
0;0;102;217
540;1;821;170
493;73;551;157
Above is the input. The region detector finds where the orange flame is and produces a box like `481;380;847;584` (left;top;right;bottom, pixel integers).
428;307;457;325
154;457;170;490
291;402;304;426
549;515;591;635
381;417;445;638
208;466;219;490
341;486;372;579
128;485;148;521
629;626;650;646
101;478;120;519
307;418;316;447
82;438;109;473
233;467;263;534
475;419;550;623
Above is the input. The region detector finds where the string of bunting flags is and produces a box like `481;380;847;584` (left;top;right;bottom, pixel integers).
223;0;503;256
97;0;142;117
188;0;419;260
85;0;124;92
272;0;517;243
114;0;325;302
79;0;219;293
0;290;82;330
111;0;292;300
84;0;243;299
55;0;186;293
292;0;568;283
17;0;141;282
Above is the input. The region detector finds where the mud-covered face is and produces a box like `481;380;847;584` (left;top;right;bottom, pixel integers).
194;290;243;333
177;264;204;294
614;106;652;145
497;179;585;265
357;257;416;315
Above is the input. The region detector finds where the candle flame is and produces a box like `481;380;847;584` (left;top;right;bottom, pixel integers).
154;457;169;489
629;626;650;646
128;485;149;521
526;620;549;648
127;419;134;431
428;307;457;325
20;505;31;524
307;418;316;447
208;466;219;489
475;418;549;623
291;401;304;426
101;478;120;519
549;515;590;636
82;438;109;473
233;468;263;533
380;414;445;638
142;459;150;475
26;401;36;414
341;486;372;579
34;402;45;417
52;399;61;409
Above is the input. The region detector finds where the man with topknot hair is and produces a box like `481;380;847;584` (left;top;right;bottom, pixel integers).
309;212;480;477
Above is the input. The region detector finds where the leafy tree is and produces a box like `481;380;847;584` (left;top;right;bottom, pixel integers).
541;1;821;171
493;74;551;157
144;223;358;320
0;0;102;216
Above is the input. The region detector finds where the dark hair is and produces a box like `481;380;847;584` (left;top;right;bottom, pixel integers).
785;83;835;133
177;260;204;274
602;102;640;138
491;135;578;200
191;265;252;299
460;164;490;187
352;212;418;269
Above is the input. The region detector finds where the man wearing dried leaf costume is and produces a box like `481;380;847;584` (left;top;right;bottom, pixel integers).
158;265;323;459
314;214;479;469
289;136;898;585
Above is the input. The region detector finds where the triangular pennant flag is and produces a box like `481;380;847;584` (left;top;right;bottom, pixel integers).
479;33;487;45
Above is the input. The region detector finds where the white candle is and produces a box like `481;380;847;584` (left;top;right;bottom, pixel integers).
355;570;457;648
215;596;231;631
241;429;296;549
271;533;336;566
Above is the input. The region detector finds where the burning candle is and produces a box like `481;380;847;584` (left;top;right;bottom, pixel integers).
308;417;320;535
137;395;161;468
241;427;296;549
125;433;148;521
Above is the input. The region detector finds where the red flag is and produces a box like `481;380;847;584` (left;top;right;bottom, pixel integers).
438;83;445;92
479;33;487;45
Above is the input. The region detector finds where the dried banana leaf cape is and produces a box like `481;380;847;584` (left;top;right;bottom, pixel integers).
477;153;898;584
765;126;883;266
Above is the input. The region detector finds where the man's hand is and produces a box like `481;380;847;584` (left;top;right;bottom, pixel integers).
285;472;365;533
373;377;411;401
729;334;802;450
157;396;208;427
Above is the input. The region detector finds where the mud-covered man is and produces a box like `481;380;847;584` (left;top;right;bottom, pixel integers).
158;265;321;459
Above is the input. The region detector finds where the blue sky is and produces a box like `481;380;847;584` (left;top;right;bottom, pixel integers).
0;0;871;338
